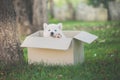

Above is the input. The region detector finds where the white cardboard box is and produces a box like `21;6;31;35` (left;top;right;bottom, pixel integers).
21;31;98;65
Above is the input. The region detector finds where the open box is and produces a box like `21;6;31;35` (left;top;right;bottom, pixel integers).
21;31;98;65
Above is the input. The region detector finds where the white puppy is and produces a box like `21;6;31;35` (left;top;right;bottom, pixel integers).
43;23;65;38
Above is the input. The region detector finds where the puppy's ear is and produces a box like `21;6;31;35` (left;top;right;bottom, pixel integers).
58;23;62;30
43;23;47;29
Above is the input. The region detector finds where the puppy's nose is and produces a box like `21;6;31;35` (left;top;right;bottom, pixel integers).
51;32;54;36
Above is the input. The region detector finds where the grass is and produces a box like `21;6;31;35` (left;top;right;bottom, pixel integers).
0;21;120;80
49;19;120;30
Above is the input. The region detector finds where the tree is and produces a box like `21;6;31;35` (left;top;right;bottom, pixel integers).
33;0;48;31
0;0;23;64
88;0;115;20
13;0;32;38
49;0;54;18
66;0;75;20
13;0;48;34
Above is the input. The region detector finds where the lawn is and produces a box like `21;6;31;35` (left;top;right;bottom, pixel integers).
0;21;120;80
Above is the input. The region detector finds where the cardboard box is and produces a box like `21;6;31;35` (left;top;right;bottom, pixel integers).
21;31;98;65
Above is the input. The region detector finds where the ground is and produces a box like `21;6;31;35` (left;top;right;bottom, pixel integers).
0;21;120;80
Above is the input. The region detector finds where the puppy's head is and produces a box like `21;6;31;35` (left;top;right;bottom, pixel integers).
43;23;62;37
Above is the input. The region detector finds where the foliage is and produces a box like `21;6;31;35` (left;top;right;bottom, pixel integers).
54;0;81;7
88;0;115;8
0;21;120;80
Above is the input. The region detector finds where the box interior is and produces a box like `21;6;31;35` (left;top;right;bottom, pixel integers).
30;31;80;38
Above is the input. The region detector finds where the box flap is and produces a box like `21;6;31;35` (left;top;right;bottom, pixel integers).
74;31;98;44
21;36;72;50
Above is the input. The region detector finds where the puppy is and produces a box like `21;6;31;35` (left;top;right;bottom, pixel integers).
43;23;65;38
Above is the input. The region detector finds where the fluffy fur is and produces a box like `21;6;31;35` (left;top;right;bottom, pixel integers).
43;23;65;38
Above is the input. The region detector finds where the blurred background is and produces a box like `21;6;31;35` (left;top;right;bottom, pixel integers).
12;0;120;37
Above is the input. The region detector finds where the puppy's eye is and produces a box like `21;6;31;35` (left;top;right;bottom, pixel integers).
54;30;57;32
48;29;50;31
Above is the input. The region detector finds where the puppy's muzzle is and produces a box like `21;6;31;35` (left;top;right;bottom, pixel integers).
50;32;54;36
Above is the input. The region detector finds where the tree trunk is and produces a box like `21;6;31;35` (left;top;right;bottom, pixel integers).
13;0;32;38
0;0;23;64
104;0;111;20
66;1;75;20
108;1;120;20
49;0;54;18
33;0;48;31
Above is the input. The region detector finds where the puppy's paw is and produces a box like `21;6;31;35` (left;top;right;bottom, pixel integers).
54;33;62;38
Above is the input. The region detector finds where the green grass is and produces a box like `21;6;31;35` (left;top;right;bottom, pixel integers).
0;21;120;80
49;19;120;30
